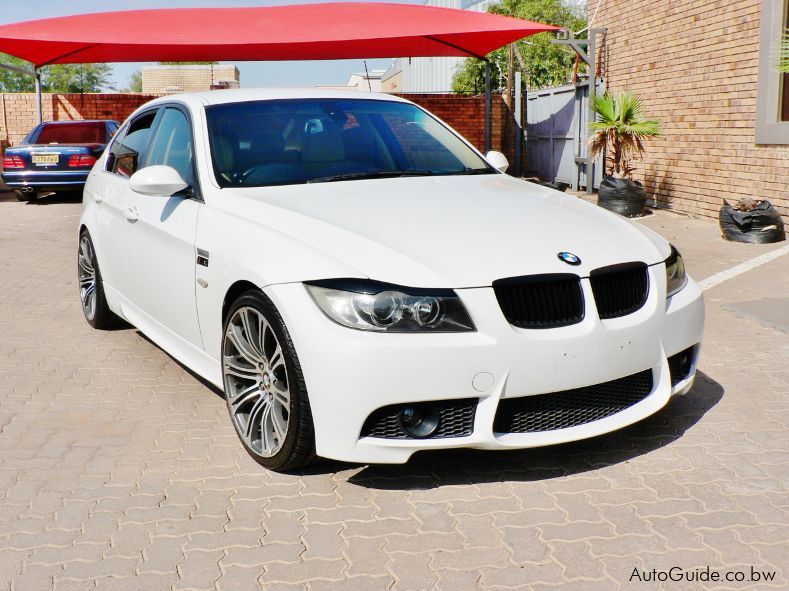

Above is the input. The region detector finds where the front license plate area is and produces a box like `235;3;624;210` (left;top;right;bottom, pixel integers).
32;154;59;165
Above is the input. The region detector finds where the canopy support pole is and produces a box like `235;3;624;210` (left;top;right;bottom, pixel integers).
514;70;522;177
484;61;491;153
34;68;42;124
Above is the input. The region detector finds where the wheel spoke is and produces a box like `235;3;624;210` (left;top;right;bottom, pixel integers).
268;346;285;373
229;384;260;409
78;255;93;275
272;386;289;408
271;407;287;443
244;396;268;441
227;325;262;365
259;403;274;454
240;309;265;360
224;357;259;382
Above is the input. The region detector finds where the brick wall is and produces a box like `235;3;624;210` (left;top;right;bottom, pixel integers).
397;93;517;166
0;93;162;146
0;91;516;167
596;0;789;221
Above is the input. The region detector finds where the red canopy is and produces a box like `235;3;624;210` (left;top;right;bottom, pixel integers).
0;3;558;67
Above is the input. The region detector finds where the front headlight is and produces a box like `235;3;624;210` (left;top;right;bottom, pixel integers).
665;245;687;297
304;279;475;332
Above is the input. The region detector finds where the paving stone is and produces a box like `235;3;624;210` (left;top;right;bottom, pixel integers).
0;201;787;590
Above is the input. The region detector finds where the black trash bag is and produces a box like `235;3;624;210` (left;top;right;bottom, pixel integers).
719;200;786;244
597;176;646;218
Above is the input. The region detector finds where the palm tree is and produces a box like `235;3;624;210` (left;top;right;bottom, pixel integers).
779;31;789;73
589;92;661;178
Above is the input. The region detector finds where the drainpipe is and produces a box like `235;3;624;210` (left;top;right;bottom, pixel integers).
484;61;491;154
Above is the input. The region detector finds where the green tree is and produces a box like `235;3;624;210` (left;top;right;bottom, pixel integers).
124;71;143;92
43;64;114;93
0;54;35;92
452;0;586;92
0;54;113;92
780;30;788;73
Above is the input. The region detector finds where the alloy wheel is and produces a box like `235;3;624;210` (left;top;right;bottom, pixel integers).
223;306;291;458
78;235;97;320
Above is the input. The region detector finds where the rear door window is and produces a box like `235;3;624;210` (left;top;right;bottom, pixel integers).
36;122;107;144
107;110;158;178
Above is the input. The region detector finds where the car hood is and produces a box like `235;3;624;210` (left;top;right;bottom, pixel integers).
216;174;670;288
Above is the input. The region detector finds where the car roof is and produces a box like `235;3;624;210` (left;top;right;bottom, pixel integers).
41;119;117;125
144;87;411;109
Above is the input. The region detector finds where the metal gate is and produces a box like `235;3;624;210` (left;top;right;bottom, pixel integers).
525;82;603;191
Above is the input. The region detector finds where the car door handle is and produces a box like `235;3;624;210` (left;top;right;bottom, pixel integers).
124;207;139;223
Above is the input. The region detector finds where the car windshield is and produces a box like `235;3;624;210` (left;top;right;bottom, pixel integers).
205;99;495;188
35;122;106;144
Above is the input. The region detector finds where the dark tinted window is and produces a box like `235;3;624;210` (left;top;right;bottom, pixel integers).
205;99;492;188
36;122;106;144
108;111;157;178
145;108;195;186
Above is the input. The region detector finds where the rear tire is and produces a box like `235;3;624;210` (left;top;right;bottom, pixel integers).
14;190;35;202
222;290;316;472
78;230;119;329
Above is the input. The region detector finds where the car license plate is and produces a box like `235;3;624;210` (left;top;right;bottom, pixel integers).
32;154;59;165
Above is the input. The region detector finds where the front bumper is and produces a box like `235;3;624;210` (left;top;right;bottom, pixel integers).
1;170;89;192
265;267;704;464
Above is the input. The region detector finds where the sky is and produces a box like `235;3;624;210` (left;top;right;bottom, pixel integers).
0;0;426;89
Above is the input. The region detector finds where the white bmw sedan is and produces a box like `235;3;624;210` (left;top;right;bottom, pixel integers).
78;89;704;471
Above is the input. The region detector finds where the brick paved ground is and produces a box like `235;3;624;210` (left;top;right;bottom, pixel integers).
0;193;787;591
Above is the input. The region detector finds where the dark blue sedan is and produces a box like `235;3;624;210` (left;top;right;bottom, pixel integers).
2;120;119;201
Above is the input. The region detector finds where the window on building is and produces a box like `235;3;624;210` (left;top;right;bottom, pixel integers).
756;0;789;143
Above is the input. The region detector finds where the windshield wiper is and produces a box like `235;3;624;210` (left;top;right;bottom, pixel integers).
307;170;434;183
448;167;498;175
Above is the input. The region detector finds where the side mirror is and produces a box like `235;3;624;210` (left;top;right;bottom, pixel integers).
129;165;189;196
486;150;509;173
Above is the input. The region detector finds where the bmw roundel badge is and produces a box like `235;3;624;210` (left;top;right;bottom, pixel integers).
557;251;581;265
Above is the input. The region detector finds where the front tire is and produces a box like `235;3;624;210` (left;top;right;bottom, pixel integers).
222;291;316;472
77;231;119;329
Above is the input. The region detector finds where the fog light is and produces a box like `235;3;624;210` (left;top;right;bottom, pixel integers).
397;404;440;438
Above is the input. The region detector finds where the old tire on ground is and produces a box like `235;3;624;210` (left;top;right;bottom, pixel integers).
222;290;316;472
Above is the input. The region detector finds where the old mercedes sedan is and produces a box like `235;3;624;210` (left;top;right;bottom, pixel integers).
3;119;118;201
78;89;704;471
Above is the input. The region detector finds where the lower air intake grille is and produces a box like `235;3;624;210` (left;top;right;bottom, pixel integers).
360;399;477;439
590;262;649;319
494;370;654;433
668;346;695;386
493;273;584;329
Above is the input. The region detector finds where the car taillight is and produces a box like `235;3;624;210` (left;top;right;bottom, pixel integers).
2;155;24;169
68;154;97;168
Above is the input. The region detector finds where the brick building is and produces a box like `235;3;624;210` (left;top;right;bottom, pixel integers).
141;65;240;94
594;0;788;221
